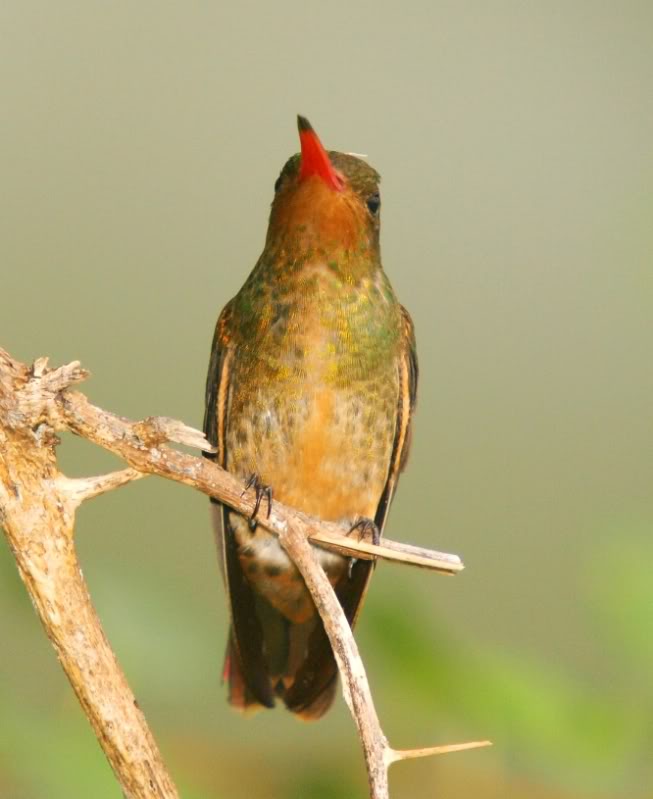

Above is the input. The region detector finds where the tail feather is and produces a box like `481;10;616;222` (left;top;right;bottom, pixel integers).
223;619;339;720
284;673;338;720
281;620;338;720
214;505;372;721
223;635;270;715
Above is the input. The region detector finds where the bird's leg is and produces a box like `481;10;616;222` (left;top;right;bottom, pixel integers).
241;473;273;531
347;517;381;578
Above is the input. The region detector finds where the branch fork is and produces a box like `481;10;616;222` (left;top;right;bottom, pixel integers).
0;347;490;799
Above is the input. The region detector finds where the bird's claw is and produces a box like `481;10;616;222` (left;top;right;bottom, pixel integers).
241;473;273;531
347;517;380;578
348;517;380;546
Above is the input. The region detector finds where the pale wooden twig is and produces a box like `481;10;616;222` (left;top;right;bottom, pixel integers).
273;509;490;798
310;529;463;574
0;346;489;799
0;350;178;799
57;468;146;509
55;387;463;575
387;741;492;763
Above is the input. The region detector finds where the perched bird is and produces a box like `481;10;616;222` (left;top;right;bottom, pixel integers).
204;116;417;720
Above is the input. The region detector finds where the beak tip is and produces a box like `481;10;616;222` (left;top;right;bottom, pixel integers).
297;114;313;133
296;114;344;191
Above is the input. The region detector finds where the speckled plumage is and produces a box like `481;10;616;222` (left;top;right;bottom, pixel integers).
204;121;417;719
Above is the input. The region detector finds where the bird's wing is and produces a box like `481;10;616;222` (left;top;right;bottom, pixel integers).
370;304;419;536
284;305;419;717
203;301;275;709
203;302;232;465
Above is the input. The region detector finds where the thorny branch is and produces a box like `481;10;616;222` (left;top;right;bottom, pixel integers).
0;347;489;799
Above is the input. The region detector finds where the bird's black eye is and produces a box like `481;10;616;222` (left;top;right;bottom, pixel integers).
366;193;380;215
274;176;283;192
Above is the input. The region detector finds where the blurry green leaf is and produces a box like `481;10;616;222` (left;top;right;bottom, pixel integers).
585;528;653;672
284;767;361;799
365;596;649;792
0;685;116;799
0;684;219;799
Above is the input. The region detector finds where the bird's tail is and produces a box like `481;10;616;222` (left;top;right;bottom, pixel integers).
222;634;269;715
222;621;338;720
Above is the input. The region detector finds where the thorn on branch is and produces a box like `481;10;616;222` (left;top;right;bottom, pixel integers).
386;740;493;766
132;416;215;452
58;468;147;508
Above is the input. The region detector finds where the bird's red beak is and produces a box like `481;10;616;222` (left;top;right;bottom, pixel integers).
297;116;344;191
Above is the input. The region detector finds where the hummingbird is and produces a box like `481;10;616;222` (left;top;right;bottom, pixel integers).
203;116;417;720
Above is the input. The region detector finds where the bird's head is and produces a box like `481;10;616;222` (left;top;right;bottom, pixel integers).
266;116;381;258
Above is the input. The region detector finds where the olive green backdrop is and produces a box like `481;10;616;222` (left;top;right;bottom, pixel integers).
1;2;652;798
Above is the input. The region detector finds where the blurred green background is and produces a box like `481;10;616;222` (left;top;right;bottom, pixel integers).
1;2;652;797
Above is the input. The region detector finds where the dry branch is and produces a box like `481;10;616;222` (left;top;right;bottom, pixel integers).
0;347;489;799
0;350;178;799
58;388;463;575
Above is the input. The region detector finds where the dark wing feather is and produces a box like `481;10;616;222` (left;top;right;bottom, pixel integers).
203;302;275;709
203;303;232;459
371;305;418;534
284;306;418;717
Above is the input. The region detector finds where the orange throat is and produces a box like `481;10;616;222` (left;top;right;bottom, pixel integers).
270;176;369;252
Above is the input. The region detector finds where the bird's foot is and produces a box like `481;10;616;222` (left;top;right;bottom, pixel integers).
348;516;381;546
346;517;380;579
241;473;273;531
